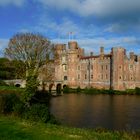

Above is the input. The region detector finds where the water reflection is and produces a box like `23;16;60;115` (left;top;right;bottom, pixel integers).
50;94;140;130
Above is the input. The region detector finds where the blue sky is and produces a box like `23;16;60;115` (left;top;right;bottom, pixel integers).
0;0;140;55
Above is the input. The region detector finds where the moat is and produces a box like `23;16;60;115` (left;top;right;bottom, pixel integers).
50;94;140;131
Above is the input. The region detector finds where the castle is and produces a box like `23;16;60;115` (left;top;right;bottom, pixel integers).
51;41;140;91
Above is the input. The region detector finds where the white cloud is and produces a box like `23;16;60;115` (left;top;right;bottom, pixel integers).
36;0;140;17
0;0;25;7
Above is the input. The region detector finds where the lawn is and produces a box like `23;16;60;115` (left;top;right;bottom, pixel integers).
0;116;139;140
0;86;24;94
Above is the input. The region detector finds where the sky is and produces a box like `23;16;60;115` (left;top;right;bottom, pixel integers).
0;0;140;56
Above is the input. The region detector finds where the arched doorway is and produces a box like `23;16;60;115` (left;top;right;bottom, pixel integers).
56;84;61;94
63;85;67;89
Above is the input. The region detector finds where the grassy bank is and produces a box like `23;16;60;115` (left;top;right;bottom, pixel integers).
63;86;140;95
0;85;24;94
0;116;139;140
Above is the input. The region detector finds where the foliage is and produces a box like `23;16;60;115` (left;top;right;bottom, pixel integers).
12;60;26;79
13;102;25;117
63;85;70;93
76;86;81;93
0;85;55;124
135;87;140;95
0;58;15;79
0;58;25;79
30;90;51;105
84;87;100;94
24;104;50;123
5;33;54;104
0;93;21;114
0;80;8;86
23;75;39;103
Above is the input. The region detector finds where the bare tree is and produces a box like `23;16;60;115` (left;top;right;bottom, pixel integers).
5;33;54;103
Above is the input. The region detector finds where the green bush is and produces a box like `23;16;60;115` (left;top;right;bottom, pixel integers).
24;104;50;123
30;90;51;105
76;86;81;93
13;102;25;117
135;87;140;95
0;93;20;114
0;80;8;86
63;85;70;93
84;87;100;94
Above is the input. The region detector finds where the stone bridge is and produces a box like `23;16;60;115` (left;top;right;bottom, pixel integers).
4;79;26;88
4;79;67;93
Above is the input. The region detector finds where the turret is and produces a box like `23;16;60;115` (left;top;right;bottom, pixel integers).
130;52;135;61
68;41;78;50
55;44;66;55
90;52;93;56
111;47;126;90
100;47;104;55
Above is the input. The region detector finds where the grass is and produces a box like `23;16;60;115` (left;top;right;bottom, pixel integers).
0;86;24;94
0;116;139;140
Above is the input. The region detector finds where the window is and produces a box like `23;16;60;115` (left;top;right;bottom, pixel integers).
78;66;80;70
63;65;67;71
106;65;108;70
91;65;93;70
85;74;87;79
78;74;80;79
101;74;103;80
119;76;122;80
64;76;67;81
106;74;108;79
91;75;93;79
101;65;103;70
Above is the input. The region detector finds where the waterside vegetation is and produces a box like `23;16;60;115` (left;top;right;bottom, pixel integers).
63;86;140;95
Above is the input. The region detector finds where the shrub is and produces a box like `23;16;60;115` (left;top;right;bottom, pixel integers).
63;85;70;93
0;93;20;114
30;90;51;105
76;86;81;93
84;87;100;94
24;104;51;123
135;87;140;95
13;102;25;117
0;80;8;86
22;75;39;104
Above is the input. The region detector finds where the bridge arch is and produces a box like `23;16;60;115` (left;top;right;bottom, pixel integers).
56;83;61;94
15;83;21;87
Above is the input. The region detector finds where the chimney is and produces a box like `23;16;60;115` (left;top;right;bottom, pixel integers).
130;52;134;60
90;52;93;56
100;47;104;55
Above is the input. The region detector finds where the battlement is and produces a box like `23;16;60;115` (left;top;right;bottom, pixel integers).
55;44;66;50
68;41;78;50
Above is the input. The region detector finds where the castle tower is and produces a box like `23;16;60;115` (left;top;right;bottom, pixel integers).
111;47;126;90
54;44;67;82
67;41;80;88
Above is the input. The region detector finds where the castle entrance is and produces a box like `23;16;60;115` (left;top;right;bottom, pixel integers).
56;84;61;94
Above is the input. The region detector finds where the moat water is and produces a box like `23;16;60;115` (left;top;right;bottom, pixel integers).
50;94;140;131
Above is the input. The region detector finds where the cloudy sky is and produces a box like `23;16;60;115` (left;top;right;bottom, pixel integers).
0;0;140;55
